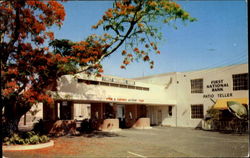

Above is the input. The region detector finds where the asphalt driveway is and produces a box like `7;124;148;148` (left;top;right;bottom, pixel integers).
3;126;249;157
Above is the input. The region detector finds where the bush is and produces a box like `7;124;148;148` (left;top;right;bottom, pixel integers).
4;133;24;145
33;119;46;134
80;119;93;132
3;131;50;145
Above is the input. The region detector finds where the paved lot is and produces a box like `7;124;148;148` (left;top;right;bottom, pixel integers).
3;126;249;157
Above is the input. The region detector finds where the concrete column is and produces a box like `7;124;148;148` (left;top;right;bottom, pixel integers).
100;103;103;119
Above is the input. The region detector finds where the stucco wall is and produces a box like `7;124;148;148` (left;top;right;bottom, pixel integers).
55;74;173;105
176;64;248;127
134;73;178;103
146;105;176;126
136;64;248;128
52;64;248;128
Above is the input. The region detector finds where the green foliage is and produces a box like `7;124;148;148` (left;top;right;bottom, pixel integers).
33;119;46;135
1;0;195;137
3;131;50;145
207;108;221;120
91;0;196;69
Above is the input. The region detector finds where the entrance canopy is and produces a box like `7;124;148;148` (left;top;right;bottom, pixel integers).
212;98;248;110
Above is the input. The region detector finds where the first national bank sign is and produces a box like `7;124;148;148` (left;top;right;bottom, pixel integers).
203;79;232;98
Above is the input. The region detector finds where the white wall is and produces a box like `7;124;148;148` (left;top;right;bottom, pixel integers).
135;64;248;128
55;74;173;105
54;64;248;128
176;64;248;127
147;105;176;126
161;106;176;126
135;72;178;103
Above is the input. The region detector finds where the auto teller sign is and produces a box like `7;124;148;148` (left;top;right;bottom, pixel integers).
203;79;232;98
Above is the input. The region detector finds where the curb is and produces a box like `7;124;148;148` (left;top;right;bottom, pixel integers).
100;128;122;132
3;140;54;151
133;126;152;129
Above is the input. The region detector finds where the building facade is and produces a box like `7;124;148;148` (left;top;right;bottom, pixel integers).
19;64;248;129
135;63;248;127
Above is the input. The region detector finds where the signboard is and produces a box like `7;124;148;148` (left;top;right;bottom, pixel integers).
105;97;144;103
206;80;229;92
203;79;232;98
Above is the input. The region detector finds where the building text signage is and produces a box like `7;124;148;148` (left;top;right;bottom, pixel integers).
203;79;232;98
206;80;229;92
106;97;144;103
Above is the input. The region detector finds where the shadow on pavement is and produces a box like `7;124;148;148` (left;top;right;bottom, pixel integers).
194;127;249;136
82;131;124;138
61;131;125;139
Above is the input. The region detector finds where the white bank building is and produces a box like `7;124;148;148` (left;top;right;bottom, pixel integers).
134;63;248;127
20;64;248;129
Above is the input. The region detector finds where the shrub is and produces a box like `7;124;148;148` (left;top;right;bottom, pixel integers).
3;131;50;145
33;119;46;134
4;133;24;145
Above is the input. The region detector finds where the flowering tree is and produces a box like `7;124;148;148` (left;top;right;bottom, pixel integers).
1;0;195;136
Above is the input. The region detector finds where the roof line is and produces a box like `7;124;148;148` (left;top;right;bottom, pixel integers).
133;63;248;79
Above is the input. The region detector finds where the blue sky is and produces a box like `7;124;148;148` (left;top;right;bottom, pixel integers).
52;0;248;78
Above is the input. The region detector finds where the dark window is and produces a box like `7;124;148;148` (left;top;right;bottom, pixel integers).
120;85;128;88
100;82;109;86
77;79;98;85
128;86;135;89
168;106;172;117
89;80;99;85
191;79;203;93
136;87;143;90
77;79;86;83
232;73;248;90
109;83;119;87
191;104;204;119
78;78;149;91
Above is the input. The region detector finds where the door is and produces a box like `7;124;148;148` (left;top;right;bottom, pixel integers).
60;101;73;120
158;109;162;125
116;105;125;128
117;105;125;120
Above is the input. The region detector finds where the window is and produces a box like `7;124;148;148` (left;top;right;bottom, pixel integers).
232;73;248;90
191;104;204;119
120;85;128;88
109;83;119;87
191;79;203;93
142;87;150;91
100;82;109;86
77;79;98;85
168;106;172;117
128;86;135;89
78;78;149;91
136;87;143;90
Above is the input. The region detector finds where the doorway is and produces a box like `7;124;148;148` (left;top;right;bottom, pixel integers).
60;101;73;120
158;109;162;125
116;105;125;128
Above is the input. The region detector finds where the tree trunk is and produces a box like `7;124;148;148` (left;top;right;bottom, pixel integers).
2;118;21;137
2;101;31;137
